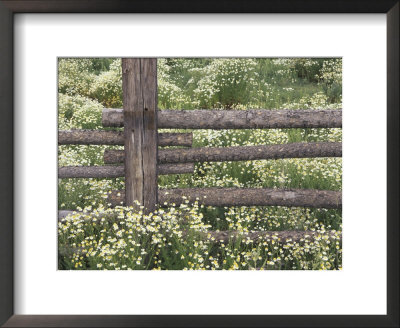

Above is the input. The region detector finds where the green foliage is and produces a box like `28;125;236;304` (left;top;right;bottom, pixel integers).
193;59;259;109
89;59;123;108
59;204;341;270
58;57;342;270
156;58;342;110
90;58;115;74
58;59;95;97
58;93;103;130
291;58;324;82
158;59;193;109
318;59;342;103
59;58;123;108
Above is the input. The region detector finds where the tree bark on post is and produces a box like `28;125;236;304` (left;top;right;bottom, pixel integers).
103;142;342;164
122;58;158;213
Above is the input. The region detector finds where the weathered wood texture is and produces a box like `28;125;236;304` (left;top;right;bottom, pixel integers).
58;210;77;221
156;132;192;147
104;142;342;164
58;130;192;147
103;108;342;129
123;58;158;212
58;163;194;178
158;142;342;163
157;163;194;175
58;166;124;178
108;188;342;209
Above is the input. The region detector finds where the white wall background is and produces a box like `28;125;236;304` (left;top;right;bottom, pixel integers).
14;14;386;315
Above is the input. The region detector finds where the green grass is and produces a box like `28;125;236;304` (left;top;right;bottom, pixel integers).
58;58;342;270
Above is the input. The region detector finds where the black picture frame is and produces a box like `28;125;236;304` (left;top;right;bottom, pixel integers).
0;1;398;327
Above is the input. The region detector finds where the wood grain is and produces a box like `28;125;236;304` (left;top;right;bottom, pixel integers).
58;163;194;178
58;130;192;147
108;187;342;209
123;58;158;212
104;142;342;164
103;108;342;129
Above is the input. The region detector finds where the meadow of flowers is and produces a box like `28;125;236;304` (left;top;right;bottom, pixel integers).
58;58;342;270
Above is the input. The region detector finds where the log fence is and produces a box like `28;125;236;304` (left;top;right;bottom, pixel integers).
102;107;342;129
104;142;341;164
59;130;192;146
58;58;342;244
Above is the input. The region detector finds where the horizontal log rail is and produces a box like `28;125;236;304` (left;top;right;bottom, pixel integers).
104;142;341;164
58;130;193;147
108;187;341;209
58;163;194;178
102;108;342;129
58;210;78;221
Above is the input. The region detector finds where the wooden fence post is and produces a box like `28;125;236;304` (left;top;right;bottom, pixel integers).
122;58;158;213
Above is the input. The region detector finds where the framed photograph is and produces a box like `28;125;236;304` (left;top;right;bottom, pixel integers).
1;1;398;327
